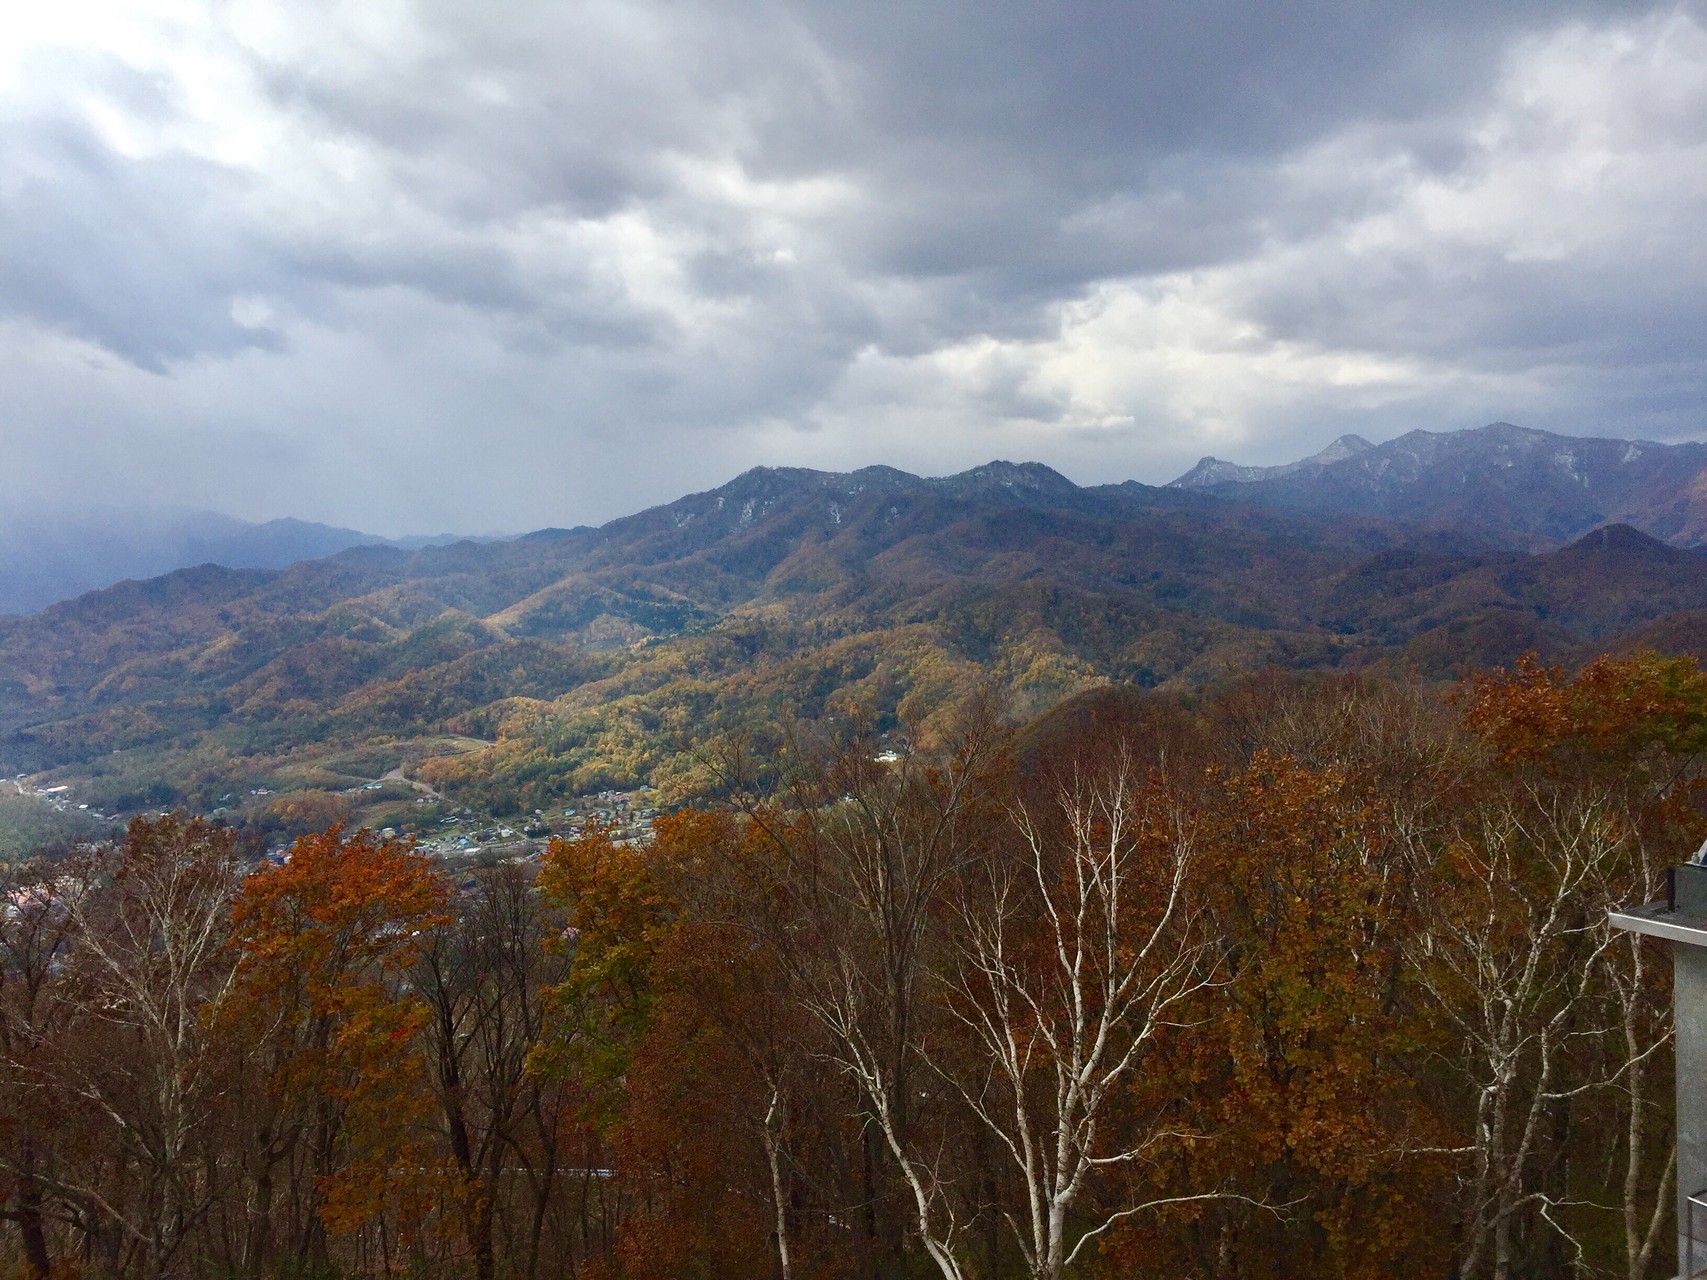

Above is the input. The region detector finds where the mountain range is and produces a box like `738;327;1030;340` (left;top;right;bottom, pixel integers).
1170;421;1707;546
6;427;1707;821
0;508;483;616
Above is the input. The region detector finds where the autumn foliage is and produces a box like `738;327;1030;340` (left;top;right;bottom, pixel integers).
0;653;1700;1278
230;827;453;1252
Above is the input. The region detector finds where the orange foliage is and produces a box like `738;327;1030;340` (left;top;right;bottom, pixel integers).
1465;651;1707;769
257;788;359;837
1106;752;1453;1279
231;826;453;1241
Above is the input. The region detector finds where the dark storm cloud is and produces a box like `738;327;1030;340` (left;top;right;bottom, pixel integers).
0;0;1703;532
1;110;277;369
770;3;1639;266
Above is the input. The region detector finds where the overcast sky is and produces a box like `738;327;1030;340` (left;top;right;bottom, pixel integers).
3;1;1705;535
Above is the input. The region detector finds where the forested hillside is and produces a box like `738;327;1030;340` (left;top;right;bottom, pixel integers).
3;459;1706;820
0;656;1691;1278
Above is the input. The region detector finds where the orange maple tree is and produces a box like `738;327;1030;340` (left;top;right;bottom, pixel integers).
229;826;453;1268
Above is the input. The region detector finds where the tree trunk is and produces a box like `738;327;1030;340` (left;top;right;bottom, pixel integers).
245;1135;276;1277
17;1137;51;1280
977;1127;999;1280
471;1189;496;1280
85;1212;124;1280
443;1081;494;1280
524;1119;557;1280
763;1086;793;1280
860;1118;881;1280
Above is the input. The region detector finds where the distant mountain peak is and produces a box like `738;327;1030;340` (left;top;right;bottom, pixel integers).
933;460;1079;500
952;459;1058;480
674;460;1085;522
1163;423;1707;549
1168;433;1373;490
1169;456;1269;488
1314;433;1375;462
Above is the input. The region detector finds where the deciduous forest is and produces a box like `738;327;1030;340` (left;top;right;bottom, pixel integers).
0;653;1697;1279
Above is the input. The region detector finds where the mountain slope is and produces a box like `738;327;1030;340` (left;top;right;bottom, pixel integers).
1168;423;1707;547
1322;523;1707;675
1;458;1703;817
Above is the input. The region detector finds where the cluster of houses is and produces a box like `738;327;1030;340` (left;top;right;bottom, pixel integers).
7;771;665;883
8;775;118;825
408;788;660;868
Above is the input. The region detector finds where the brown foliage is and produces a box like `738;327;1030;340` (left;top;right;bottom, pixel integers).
0;655;1700;1279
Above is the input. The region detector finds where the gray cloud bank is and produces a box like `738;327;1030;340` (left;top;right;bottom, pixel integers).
1;0;1703;534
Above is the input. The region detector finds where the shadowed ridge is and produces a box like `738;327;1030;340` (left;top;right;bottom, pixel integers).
1555;522;1693;561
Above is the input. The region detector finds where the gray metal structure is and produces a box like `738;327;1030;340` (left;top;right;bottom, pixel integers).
1611;860;1707;1278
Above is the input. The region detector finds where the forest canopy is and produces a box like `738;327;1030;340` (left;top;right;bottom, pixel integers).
0;653;1698;1279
